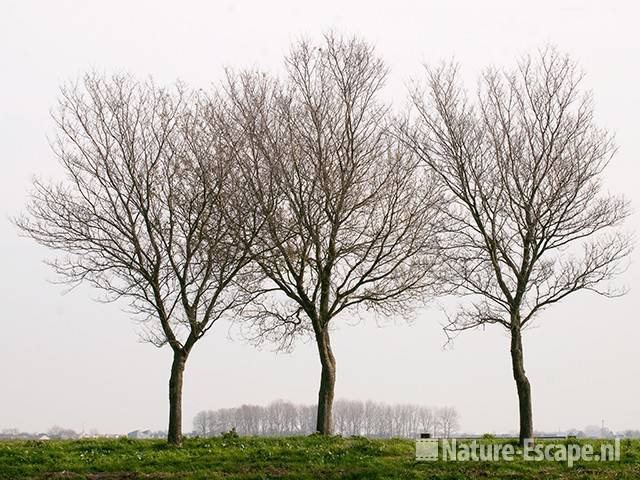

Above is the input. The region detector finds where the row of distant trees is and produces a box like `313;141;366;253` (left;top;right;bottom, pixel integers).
6;425;640;440
192;400;459;438
17;32;632;446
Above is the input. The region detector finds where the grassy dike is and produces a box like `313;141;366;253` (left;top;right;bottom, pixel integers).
1;436;639;479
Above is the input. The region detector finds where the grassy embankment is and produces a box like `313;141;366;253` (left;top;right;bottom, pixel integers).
1;435;639;479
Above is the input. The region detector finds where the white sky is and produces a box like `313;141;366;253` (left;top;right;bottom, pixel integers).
1;0;638;435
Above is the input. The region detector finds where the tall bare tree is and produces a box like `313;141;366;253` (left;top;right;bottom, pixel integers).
404;48;632;445
16;74;258;445
435;406;460;438
220;34;445;434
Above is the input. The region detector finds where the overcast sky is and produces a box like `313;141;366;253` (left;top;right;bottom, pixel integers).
1;0;638;436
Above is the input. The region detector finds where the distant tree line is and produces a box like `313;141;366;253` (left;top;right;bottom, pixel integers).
20;424;636;441
192;400;459;438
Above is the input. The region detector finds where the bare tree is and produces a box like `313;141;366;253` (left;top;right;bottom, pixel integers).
435;406;459;438
192;411;208;436
237;404;262;435
298;404;318;434
344;400;365;436
417;406;435;437
219;34;445;435
363;400;382;437
404;48;632;445
333;399;349;434
16;74;259;445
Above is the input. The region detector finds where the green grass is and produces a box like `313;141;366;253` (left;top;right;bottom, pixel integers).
1;436;639;479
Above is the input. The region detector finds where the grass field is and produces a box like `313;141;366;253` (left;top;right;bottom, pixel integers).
1;436;639;479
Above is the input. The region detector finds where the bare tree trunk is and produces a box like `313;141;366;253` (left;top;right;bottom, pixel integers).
315;328;336;435
168;349;188;446
510;321;533;446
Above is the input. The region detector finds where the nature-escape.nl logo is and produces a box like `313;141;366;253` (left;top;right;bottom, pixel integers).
415;438;621;467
